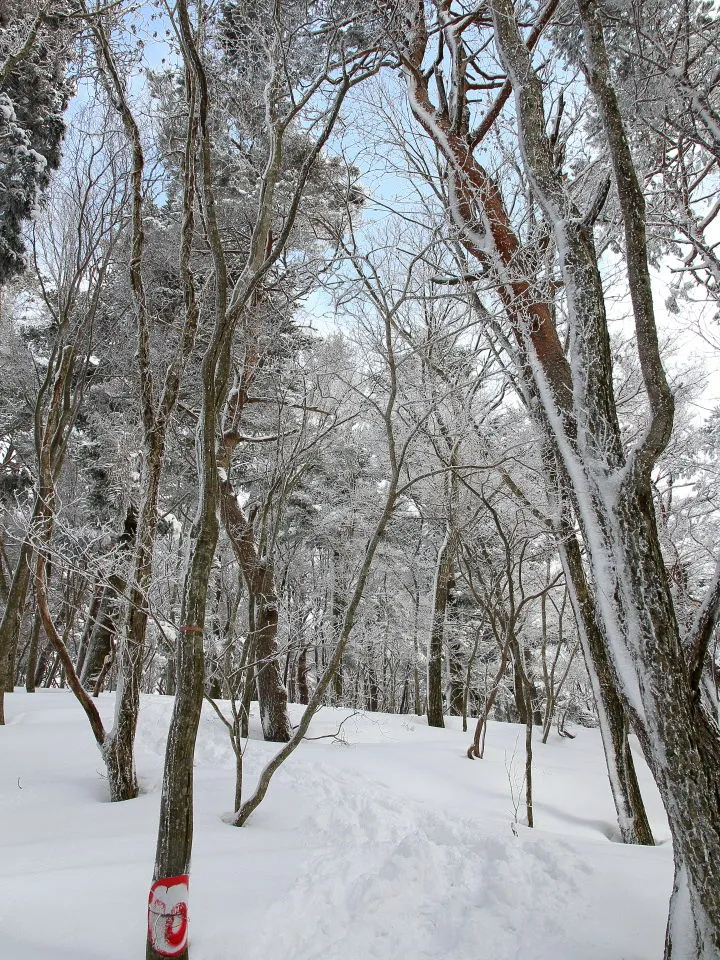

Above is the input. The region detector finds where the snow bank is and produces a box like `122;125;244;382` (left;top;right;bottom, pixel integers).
0;690;672;959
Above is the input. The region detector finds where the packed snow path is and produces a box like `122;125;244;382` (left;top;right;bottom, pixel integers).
0;691;672;959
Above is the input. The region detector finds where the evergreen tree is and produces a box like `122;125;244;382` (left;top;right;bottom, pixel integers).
0;2;73;282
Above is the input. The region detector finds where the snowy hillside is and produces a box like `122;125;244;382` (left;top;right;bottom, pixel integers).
0;691;673;960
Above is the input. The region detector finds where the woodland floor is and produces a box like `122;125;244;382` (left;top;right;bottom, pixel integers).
0;689;673;959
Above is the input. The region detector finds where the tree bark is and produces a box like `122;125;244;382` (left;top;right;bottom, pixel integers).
80;572;126;690
559;524;654;846
297;644;309;705
220;486;292;742
427;528;454;727
488;0;719;945
446;574;465;716
399;0;656;849
0;538;34;704
24;607;42;694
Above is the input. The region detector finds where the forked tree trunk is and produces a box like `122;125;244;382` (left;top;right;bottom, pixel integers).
488;0;719;946
80;572;127;692
220;486;292;743
399;6;655;849
90;8;203;805
468;632;512;758
147;2;371;953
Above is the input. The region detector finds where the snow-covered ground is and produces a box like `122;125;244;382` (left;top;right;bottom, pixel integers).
0;690;673;960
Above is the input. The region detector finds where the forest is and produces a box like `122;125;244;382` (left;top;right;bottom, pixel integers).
1;1;720;958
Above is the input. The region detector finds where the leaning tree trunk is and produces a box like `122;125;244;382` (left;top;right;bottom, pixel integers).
559;517;654;846
488;0;720;947
398;0;656;849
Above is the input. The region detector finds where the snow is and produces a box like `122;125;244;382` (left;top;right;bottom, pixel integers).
0;690;673;960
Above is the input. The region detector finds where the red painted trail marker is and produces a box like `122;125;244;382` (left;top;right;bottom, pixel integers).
148;875;189;957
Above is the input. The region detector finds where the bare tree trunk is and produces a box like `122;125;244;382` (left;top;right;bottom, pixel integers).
75;581;104;680
427;528;454;727
297;644;309;705
220;488;292;742
523;674;534;828
0;538;34;704
24;607;42;694
330;549;344;704
103;446;165;802
469;635;512;758
489;0;718;945
446;576;465;716
80;571;127;689
0;336;84;718
88;7;203;804
559;529;654;845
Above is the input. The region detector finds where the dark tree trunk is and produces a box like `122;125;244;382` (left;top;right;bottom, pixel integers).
75;582;104;680
510;636;528;724
34;641;52;688
148;435;217;960
220;487;292;743
331;549;344;704
0;538;35;711
24;608;42;694
367;668;379;712
446;577;465;716
297;644;309;705
427;530;455;728
524;681;534;828
80;573;126;692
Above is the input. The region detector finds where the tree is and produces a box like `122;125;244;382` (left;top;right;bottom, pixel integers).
388;0;719;950
0;103;124;723
0;1;73;283
146;4;381;957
